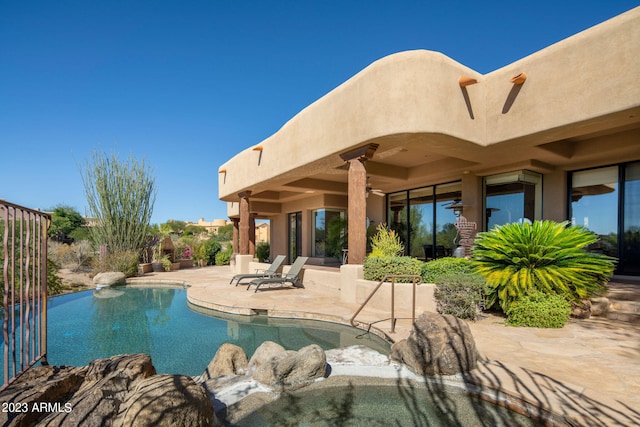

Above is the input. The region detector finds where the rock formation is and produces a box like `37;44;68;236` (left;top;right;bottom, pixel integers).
390;311;479;376
0;354;216;427
93;271;126;287
202;343;248;379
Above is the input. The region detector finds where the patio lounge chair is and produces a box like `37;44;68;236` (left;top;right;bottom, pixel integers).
229;255;286;286
246;257;308;292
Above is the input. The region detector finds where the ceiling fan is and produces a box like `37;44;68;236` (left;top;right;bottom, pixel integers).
366;177;385;197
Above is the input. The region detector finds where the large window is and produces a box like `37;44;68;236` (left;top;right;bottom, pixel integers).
388;182;461;258
311;209;345;258
571;162;640;274
484;170;542;229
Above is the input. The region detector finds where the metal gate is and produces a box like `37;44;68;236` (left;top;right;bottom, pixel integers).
0;200;50;390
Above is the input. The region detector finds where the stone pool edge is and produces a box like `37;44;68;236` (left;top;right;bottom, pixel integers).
125;278;635;427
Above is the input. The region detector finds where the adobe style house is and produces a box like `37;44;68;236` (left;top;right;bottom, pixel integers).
219;7;640;279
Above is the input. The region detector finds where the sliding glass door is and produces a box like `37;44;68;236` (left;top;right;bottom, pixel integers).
288;212;302;263
571;162;640;275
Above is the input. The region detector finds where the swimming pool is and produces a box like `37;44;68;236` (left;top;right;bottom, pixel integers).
235;381;545;426
2;286;390;378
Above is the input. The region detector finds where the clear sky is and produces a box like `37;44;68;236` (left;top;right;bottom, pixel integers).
1;1;637;225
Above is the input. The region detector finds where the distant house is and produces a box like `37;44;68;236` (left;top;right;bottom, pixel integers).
187;218;230;234
219;8;640;276
256;222;270;244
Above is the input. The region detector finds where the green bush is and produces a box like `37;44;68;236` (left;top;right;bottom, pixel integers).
93;250;140;277
434;273;485;321
421;257;475;283
193;239;221;266
506;292;571;328
256;242;270;262
369;224;404;257
47;258;64;296
472;220;616;312
363;256;422;282
215;246;233;266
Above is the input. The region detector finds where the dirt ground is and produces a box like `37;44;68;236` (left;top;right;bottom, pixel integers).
56;267;96;293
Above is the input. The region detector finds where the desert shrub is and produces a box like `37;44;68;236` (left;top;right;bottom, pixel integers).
421;257;475;283
93;250;140;277
369;224;404;257
48;240;94;271
256;242;270;262
506;292;571;328
48;241;73;267
363;256;423;282
215;246;233;266
472;220;616;312
434;273;486;321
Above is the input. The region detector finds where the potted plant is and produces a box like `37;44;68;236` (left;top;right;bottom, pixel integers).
160;255;172;272
175;243;194;269
152;244;165;272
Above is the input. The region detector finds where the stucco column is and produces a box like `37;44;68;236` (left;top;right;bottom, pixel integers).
231;218;239;254
346;159;367;264
238;191;251;255
340;143;379;264
249;213;256;256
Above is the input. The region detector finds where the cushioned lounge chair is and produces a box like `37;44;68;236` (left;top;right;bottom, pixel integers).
229;255;286;286
246;257;308;292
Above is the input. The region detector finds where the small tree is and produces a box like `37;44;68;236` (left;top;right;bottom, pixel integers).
369;224;404;257
48;205;86;243
81;149;157;255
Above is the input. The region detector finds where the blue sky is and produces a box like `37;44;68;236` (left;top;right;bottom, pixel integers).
1;1;637;225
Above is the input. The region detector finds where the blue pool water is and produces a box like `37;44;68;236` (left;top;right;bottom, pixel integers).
2;286;390;378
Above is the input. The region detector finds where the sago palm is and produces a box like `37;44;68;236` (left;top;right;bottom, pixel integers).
472;220;616;312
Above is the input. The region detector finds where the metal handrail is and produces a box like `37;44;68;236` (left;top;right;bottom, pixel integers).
350;274;422;333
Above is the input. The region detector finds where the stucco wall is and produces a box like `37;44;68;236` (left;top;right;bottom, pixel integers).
219;8;640;202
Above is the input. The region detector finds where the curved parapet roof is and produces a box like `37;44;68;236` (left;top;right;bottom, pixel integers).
219;7;640;204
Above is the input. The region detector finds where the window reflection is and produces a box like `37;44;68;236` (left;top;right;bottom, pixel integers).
485;171;541;230
312;209;345;258
571;166;618;258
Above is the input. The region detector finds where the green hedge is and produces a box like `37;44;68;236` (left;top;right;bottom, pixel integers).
421;257;475;283
506;292;571;328
363;256;423;282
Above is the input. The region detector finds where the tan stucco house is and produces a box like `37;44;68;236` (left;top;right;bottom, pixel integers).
219;7;640;279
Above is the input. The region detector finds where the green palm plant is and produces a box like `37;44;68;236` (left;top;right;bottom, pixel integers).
472;220;616;312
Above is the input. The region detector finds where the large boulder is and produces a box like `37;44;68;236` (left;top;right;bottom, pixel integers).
247;341;286;372
0;365;86;427
202;343;248;379
390;312;479;376
253;344;327;391
41;353;156;426
115;374;216;427
93;272;126;287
